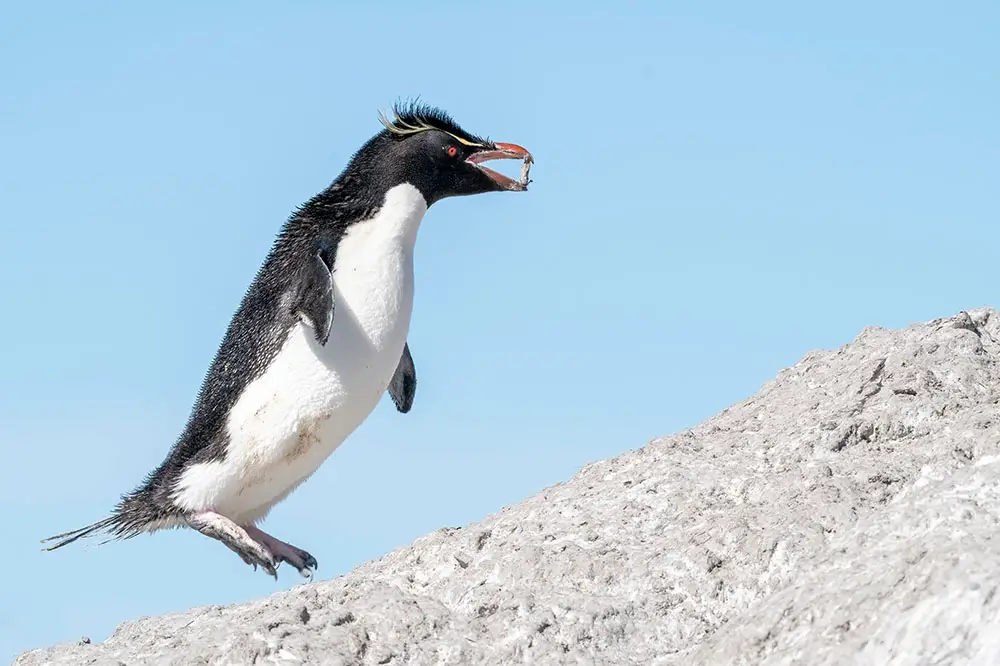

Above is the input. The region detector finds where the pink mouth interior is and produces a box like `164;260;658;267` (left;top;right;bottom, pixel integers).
467;149;532;191
477;163;524;190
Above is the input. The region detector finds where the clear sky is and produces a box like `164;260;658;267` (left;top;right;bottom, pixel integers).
2;1;998;660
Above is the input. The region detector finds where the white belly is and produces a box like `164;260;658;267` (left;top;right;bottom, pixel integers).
172;184;428;524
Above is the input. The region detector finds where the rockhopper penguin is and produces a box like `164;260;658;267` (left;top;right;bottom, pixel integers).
41;102;533;580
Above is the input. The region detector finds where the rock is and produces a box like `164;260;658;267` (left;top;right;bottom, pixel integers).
15;308;1000;666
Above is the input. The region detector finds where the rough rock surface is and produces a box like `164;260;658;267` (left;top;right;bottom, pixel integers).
16;308;1000;666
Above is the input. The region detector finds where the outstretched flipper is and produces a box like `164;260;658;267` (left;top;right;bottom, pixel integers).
298;248;335;345
388;342;417;413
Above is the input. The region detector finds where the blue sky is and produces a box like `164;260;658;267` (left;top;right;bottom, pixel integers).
2;1;998;660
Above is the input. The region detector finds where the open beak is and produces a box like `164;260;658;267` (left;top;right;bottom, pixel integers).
466;142;534;191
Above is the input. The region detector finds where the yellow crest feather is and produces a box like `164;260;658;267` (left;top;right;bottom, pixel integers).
377;107;486;148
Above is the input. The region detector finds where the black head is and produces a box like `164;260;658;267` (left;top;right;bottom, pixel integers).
335;102;533;207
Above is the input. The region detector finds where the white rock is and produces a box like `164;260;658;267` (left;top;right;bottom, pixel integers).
16;308;1000;666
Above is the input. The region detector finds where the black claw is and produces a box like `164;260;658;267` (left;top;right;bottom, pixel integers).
260;555;278;579
253;557;276;579
274;548;318;576
237;549;279;579
289;552;317;580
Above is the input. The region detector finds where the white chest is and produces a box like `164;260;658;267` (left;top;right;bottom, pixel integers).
173;184;429;522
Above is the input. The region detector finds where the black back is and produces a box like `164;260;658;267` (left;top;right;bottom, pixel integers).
111;103;506;530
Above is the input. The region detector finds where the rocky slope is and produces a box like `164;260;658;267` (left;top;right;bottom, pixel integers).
16;308;1000;666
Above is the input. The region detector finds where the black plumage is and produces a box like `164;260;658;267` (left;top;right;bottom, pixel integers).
41;102;532;576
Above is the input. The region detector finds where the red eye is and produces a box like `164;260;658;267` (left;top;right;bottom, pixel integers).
446;146;458;157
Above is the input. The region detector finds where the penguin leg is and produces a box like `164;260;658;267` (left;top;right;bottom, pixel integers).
186;511;278;579
243;524;318;579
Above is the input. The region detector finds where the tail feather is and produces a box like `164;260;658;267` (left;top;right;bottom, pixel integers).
40;516;120;551
42;487;182;552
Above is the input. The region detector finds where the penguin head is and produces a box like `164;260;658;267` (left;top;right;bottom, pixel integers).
355;102;533;205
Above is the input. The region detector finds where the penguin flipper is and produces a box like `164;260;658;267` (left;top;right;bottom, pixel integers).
298;249;335;345
388;342;417;413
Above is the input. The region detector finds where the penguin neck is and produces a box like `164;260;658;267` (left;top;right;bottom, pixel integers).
326;182;427;358
298;178;430;249
360;182;428;250
329;182;429;296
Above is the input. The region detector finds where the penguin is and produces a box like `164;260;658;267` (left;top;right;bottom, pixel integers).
41;101;533;579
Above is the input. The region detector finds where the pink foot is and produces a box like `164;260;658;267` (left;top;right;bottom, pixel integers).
187;511;278;579
244;525;318;579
